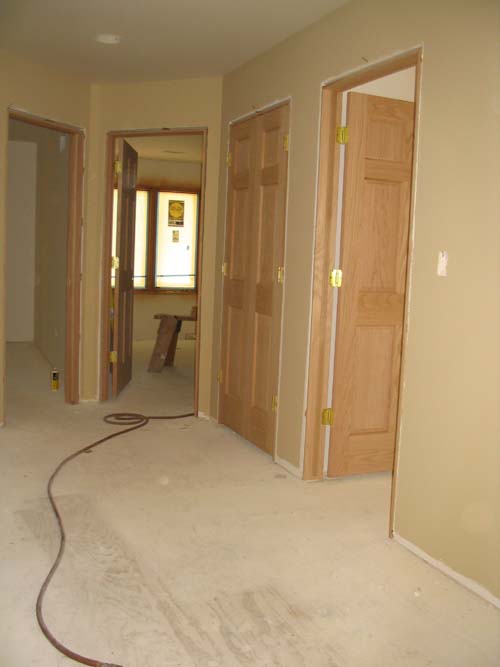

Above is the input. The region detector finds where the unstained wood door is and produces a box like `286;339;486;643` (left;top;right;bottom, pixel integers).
219;104;289;455
328;92;415;477
112;139;138;397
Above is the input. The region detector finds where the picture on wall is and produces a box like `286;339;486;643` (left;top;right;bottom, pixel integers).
168;199;185;227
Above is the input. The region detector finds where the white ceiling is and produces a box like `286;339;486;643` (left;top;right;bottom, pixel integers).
0;0;348;82
126;134;204;163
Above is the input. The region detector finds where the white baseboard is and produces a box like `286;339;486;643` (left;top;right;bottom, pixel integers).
274;455;302;479
393;532;500;609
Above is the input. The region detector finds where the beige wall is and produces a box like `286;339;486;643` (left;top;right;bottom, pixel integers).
6;141;37;342
83;77;222;415
0;50;91;421
350;67;415;99
215;0;500;597
137;158;202;190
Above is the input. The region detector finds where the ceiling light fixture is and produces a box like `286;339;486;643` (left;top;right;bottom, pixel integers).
96;33;121;45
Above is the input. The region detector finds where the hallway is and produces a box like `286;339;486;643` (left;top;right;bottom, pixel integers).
0;344;498;666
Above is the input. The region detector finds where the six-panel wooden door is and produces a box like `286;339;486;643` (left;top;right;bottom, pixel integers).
219;104;289;455
327;92;415;476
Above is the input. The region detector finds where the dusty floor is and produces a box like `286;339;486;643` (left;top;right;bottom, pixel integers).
0;343;499;666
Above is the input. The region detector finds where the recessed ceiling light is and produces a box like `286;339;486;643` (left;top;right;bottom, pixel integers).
96;33;121;45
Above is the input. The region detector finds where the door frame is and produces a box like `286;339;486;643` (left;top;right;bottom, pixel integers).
7;108;85;405
303;48;422;531
99;128;208;414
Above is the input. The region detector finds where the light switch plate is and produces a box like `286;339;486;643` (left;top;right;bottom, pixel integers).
437;250;448;277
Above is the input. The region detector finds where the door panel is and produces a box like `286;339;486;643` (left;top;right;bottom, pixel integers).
112;139;138;397
246;106;289;453
219;104;289;455
219;119;256;434
328;93;414;477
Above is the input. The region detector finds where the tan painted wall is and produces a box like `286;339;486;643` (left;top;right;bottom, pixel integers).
6;141;37;342
215;0;500;597
137;158;202;190
9;120;70;370
350;67;415;100
83;77;222;415
0;50;91;422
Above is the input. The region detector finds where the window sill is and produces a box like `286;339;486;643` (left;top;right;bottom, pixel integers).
134;289;197;296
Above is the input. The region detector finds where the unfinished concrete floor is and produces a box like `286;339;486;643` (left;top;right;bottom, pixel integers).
1;343;499;666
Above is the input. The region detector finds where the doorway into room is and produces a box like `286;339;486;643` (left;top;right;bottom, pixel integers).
304;49;422;533
5;110;84;411
100;130;206;415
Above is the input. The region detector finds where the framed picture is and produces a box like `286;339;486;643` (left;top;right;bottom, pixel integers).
168;199;185;227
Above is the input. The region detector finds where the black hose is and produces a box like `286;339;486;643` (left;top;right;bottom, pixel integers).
36;411;194;667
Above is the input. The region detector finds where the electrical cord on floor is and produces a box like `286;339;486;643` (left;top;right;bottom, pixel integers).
36;410;194;667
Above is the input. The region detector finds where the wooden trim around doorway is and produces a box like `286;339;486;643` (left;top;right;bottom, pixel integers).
99;128;208;415
302;48;422;533
7;108;85;405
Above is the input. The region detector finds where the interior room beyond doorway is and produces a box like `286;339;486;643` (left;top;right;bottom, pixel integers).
6;118;69;409
103;131;205;412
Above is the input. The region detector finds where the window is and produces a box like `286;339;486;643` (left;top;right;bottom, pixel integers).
112;187;199;292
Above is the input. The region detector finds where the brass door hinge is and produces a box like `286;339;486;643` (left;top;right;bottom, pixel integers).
217;369;223;384
336;126;349;144
109;350;118;363
272;395;278;412
277;266;284;284
222;261;228;277
111;256;120;270
114;159;123;175
283;134;289;152
227;151;232;167
329;268;342;287
321;408;334;426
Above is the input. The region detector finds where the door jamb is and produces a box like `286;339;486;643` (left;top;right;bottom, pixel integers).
7;108;84;405
99;128;208;415
302;48;422;535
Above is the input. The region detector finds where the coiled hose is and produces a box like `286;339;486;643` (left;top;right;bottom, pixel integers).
36;411;194;667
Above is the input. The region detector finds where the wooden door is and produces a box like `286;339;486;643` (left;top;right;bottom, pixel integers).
219;104;289;455
112;139;138;397
219;118;257;433
328;93;415;477
245;105;289;453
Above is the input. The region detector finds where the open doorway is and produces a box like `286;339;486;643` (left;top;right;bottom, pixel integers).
100;130;206;415
304;49;421;532
5;111;83;410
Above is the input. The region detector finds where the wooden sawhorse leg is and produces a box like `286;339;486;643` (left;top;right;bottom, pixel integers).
148;316;177;372
165;318;182;366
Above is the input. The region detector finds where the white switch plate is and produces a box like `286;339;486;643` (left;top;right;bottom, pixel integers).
437;250;448;277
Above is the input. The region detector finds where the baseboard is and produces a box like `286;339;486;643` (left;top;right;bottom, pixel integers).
197;410;217;424
393;532;500;609
274;455;302;479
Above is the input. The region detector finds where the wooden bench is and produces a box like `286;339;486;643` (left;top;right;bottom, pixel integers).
147;308;197;373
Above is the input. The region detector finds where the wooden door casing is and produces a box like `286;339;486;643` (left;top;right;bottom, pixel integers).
112;139;138;397
328;93;415;477
219;104;289;455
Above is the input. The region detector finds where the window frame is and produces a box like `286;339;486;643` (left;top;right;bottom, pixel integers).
134;184;201;295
